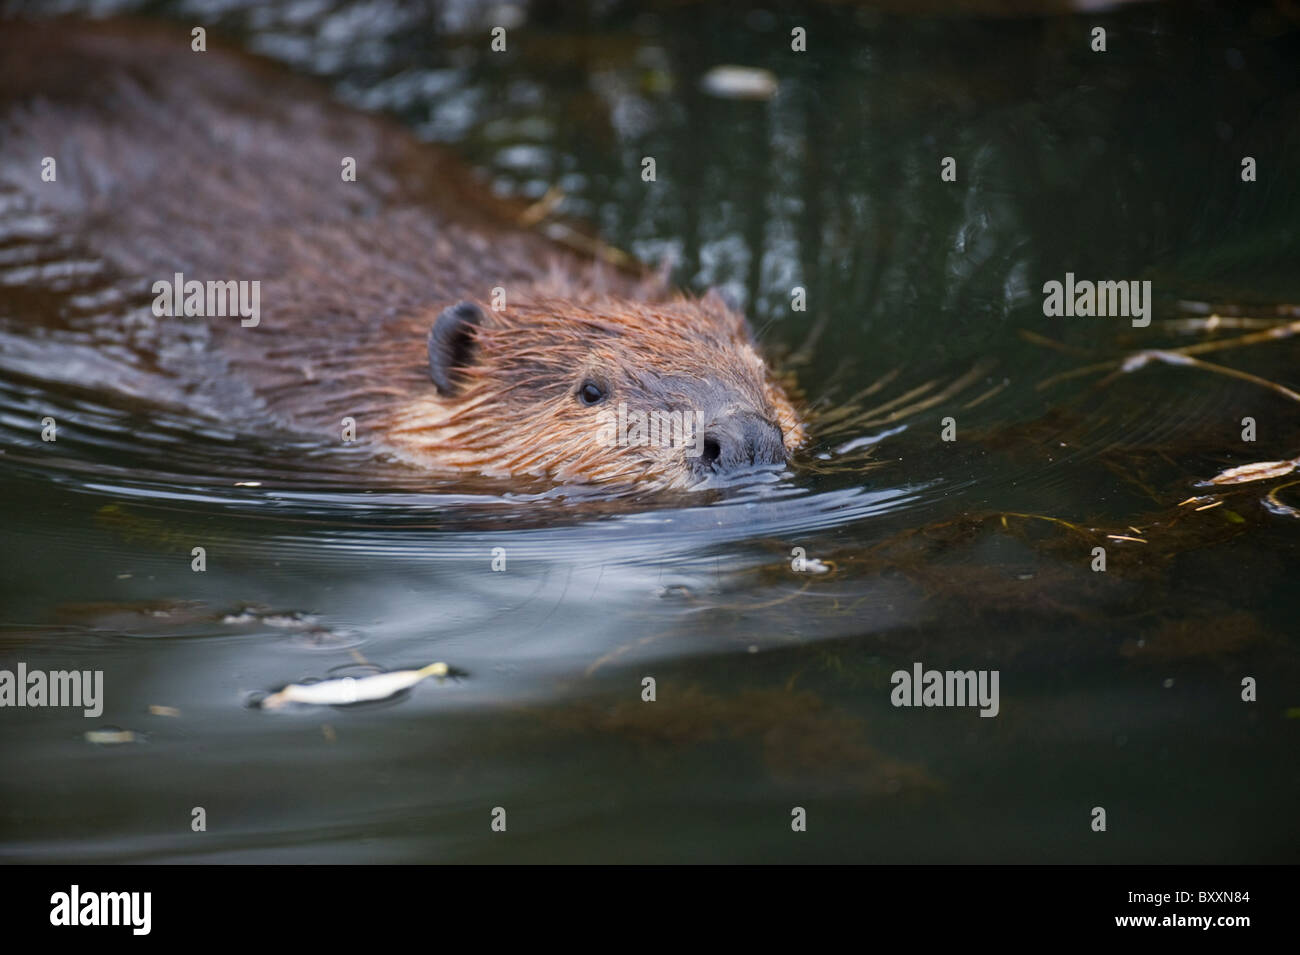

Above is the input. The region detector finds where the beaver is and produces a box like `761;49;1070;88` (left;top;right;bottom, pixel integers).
0;18;805;490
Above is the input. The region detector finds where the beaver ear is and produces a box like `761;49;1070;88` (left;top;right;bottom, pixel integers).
428;301;484;396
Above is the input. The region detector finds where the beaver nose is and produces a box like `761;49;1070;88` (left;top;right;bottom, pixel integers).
698;411;787;472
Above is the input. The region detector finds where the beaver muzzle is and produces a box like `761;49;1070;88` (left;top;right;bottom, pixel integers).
696;410;788;475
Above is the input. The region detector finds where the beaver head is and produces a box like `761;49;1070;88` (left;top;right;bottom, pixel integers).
388;291;805;489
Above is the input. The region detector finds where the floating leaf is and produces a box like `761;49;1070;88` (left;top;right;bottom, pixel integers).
1204;458;1299;486
260;663;449;710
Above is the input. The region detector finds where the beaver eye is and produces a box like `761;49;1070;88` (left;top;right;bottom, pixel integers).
577;380;607;406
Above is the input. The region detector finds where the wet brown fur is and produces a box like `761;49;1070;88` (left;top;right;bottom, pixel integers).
0;18;805;489
392;290;804;487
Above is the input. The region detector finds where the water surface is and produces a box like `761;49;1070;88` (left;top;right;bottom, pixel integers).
1;0;1297;862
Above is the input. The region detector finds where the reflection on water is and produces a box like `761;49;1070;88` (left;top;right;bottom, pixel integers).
1;0;1298;862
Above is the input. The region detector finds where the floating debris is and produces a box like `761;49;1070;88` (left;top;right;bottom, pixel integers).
1264;482;1300;520
1031;311;1300;403
85;728;138;745
222;608;317;628
148;705;180;717
700;65;778;101
259;662;450;710
220;607;360;648
1202;457;1299;486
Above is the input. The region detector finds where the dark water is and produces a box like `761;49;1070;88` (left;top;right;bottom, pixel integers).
1;0;1298;862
